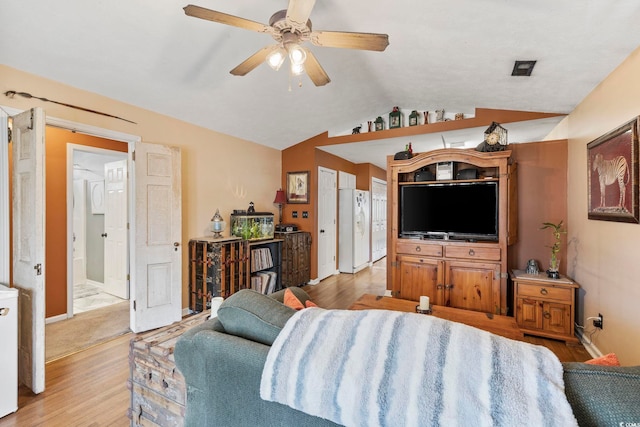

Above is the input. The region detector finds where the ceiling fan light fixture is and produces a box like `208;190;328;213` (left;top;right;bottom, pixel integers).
287;43;307;66
291;62;305;76
266;47;287;70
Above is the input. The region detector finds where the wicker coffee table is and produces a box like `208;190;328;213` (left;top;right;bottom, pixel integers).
349;294;523;341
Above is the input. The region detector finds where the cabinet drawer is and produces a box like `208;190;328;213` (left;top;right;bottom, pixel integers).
396;242;442;257
517;283;571;302
445;246;501;261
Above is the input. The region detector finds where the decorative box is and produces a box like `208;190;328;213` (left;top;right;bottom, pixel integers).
230;212;274;240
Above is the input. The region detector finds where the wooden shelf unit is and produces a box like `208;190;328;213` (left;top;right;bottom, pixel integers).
511;270;579;343
188;237;283;313
387;149;517;315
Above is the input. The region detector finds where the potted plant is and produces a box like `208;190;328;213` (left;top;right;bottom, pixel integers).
540;220;566;279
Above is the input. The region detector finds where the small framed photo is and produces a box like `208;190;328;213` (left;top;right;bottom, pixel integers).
587;116;639;223
286;171;310;204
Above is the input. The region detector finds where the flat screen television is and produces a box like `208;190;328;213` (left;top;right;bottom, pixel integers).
399;181;498;241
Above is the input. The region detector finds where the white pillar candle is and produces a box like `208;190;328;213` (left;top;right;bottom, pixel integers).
419;296;430;310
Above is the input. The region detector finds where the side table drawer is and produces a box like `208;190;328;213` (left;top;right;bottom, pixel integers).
396;242;442;257
517;283;571;302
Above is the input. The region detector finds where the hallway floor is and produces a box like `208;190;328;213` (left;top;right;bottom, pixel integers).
73;281;125;313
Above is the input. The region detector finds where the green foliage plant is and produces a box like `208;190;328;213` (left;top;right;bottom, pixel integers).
540;220;566;271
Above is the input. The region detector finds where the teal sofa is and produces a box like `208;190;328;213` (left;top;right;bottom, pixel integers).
175;288;640;427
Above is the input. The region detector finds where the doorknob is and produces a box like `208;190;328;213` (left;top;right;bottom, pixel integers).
320;229;325;233
174;242;180;252
101;233;108;238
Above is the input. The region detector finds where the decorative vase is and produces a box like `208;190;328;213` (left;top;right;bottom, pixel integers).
547;258;560;279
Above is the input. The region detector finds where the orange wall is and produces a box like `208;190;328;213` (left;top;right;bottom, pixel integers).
45;127;127;317
282;132;385;279
510;140;568;275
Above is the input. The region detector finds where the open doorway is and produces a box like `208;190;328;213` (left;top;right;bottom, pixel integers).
70;148;128;314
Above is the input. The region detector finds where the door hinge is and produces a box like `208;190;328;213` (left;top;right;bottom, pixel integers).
28;109;34;130
390;261;399;268
132;150;135;161
127;274;130;281
7;126;11;143
34;263;42;276
133;300;136;311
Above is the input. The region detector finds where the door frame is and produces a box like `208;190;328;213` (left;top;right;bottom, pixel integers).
66;144;129;318
0;105;140;311
0;109;11;285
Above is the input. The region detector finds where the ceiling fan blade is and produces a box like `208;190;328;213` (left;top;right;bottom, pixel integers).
286;0;316;30
230;45;275;76
310;31;389;51
183;4;271;33
304;49;330;86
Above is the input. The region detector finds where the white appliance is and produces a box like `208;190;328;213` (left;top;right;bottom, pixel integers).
339;189;370;273
0;284;18;418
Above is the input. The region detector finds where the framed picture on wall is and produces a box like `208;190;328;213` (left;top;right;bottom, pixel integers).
286;171;309;204
587;116;639;223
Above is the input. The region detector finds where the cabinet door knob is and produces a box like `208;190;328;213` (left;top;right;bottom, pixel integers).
468;249;475;256
436;284;444;290
543;311;551;319
540;288;548;295
415;246;421;252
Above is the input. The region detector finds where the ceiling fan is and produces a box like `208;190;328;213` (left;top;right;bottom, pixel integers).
183;0;389;86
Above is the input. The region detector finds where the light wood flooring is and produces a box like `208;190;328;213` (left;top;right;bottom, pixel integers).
0;259;590;426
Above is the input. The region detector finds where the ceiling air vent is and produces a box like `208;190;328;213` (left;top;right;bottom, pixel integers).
511;60;537;76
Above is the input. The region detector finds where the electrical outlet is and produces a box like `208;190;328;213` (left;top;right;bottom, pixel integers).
593;313;603;329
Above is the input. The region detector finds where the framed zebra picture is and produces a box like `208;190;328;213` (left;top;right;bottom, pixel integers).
587;116;639;223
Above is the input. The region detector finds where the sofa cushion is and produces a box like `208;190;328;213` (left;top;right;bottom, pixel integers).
283;288;306;310
584;352;620;366
217;289;296;346
562;362;640;426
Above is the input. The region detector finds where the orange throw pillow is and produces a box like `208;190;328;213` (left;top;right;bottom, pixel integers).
283;289;305;310
305;300;318;308
584;353;621;366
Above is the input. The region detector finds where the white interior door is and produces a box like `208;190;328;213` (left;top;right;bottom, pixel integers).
371;178;387;262
317;166;337;281
12;107;45;394
131;141;181;333
103;160;128;299
72;179;87;286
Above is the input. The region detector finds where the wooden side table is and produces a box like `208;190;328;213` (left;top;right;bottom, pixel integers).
511;270;579;343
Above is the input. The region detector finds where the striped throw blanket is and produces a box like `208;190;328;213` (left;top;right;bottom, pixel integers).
260;308;577;427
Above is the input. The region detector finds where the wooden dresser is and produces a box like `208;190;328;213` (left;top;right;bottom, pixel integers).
511;270;579;343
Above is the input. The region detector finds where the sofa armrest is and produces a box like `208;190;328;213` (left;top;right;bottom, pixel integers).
175;319;338;427
563;362;640;427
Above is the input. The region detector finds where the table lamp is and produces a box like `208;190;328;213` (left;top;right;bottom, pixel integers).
273;189;286;224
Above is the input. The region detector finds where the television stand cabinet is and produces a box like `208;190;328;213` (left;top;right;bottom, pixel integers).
387;149;517;315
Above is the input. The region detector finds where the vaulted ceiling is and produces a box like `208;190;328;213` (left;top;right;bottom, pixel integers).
3;1;640;168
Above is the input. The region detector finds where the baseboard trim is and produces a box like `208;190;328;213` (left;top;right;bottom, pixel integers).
575;329;603;359
45;313;69;324
86;279;104;288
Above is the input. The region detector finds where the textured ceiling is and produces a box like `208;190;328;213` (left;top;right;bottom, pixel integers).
2;1;640;168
